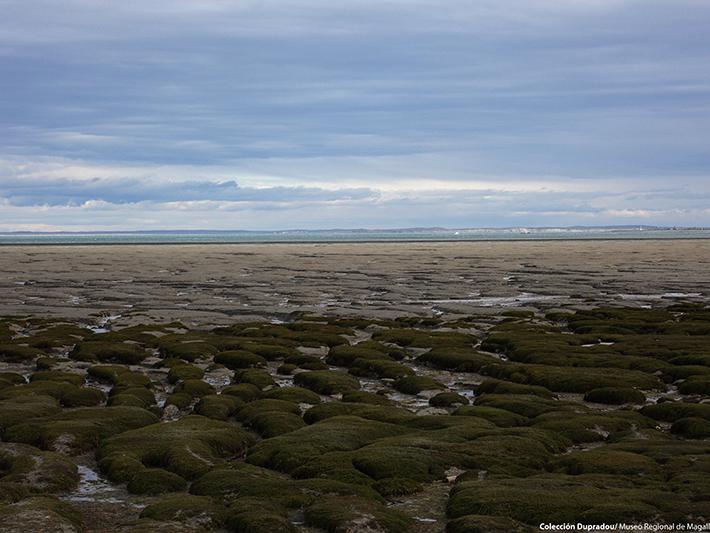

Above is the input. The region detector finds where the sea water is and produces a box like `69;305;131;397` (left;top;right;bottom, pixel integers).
1;227;709;245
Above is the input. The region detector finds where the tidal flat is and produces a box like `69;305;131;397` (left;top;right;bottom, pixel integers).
0;241;708;532
1;240;709;325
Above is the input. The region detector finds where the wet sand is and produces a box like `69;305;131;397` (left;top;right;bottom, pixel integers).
1;239;709;326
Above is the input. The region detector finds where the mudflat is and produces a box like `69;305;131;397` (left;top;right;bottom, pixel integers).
1;239;709;325
1;240;709;531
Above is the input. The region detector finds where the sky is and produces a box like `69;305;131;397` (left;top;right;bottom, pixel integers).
1;0;709;231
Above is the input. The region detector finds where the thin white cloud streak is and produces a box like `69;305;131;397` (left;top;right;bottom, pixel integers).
0;0;648;46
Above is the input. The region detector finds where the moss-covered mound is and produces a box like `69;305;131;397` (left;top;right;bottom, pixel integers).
193;394;243;420
0;380;105;408
4;406;159;454
0;344;45;363
247;416;410;474
214;350;267;369
0;443;78;498
304;495;412;533
233;369;277;390
671;417;710;438
446;515;533;533
429;392;469;407
0;496;82;532
640;401;710;422
140;494;225;529
264;386;321;404
98;415;255;494
583;387;646;405
236;399;306;437
393;376;445;394
448;475;679;525
225;498;296;532
0;307;708;530
293;370;361;395
0;396;61;438
71;340;148;364
159;340;218;362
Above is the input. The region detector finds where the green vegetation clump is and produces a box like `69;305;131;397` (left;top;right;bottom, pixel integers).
29;371;84;387
236;399;305;437
583;387;646;405
284;353;329;370
475;379;555;399
239;343;297;360
0;396;61;438
0;308;708;529
22;324;88;349
166;379;215;410
371;477;422;497
5;406;159;453
264;386;321;404
551;449;661;477
417;348;494;372
167;364;204;384
293;370;360;395
349;358;414;379
393;376;445;394
193;394;243;420
661;365;710;382
214;350;267;369
0;380;105;408
304;495;412;533
98;416;255;493
0;344;44;363
482;361;662;393
222;383;262;402
140;494;225;528
447;475;673;525
670;417;710;438
172;379;215;398
0;496;82;531
372;328;473;349
247;411;305;437
678;375;710;395
225;497;296;533
0;374;25;386
190;462;294;502
233;369;277;390
446;515;532;533
127;468;188;495
303;402;414;425
34;357;57;370
0;442;78;495
88;365;152;389
71;340;148;364
236;399;301;420
453;405;529;427
108;388;156;409
640;401;710;422
159;340;218;362
276;363;297;375
429;392;469;407
473;394;568;418
247;416;409;474
532;411;650;444
326;345;393;367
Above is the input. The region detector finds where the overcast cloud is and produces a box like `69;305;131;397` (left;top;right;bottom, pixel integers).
1;0;709;230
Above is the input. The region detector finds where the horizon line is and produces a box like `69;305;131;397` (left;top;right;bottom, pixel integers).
2;225;710;236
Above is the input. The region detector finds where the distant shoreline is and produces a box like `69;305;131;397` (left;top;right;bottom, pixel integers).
2;226;709;246
2;236;710;246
